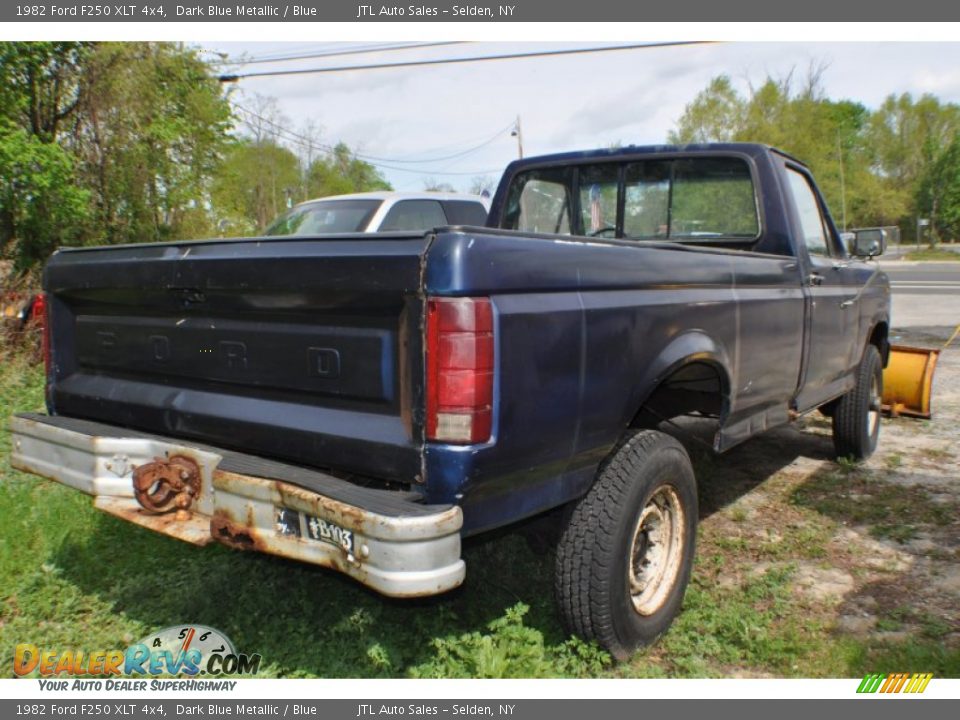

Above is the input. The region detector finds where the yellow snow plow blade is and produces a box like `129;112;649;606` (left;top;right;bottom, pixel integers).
882;345;940;419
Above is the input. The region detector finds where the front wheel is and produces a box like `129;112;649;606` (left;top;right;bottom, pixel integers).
554;430;698;660
832;344;883;460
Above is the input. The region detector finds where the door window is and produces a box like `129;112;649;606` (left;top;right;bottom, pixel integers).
784;168;831;257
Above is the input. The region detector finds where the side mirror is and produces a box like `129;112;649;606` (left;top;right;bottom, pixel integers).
848;228;886;258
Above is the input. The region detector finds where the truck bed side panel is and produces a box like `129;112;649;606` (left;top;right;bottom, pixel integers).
423;231;804;532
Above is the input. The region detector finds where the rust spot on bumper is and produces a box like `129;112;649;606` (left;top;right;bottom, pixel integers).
94;497;212;546
210;509;262;551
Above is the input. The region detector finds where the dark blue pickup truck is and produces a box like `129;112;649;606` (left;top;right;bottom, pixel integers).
11;143;890;659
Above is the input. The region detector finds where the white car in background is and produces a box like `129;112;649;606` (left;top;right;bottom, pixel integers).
265;191;490;236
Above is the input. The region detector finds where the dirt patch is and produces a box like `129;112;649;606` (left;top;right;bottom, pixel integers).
668;326;960;661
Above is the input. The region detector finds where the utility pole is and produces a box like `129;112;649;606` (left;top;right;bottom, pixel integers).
837;134;847;231
511;115;524;159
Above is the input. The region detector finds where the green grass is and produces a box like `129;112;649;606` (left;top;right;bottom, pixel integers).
835;456;860;475
902;246;960;261
649;564;823;677
1;344;958;677
791;470;955;544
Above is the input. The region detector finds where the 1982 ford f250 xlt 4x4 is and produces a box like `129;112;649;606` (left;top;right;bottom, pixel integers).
11;143;890;659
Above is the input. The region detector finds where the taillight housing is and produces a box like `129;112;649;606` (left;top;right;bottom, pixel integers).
425;297;494;444
32;293;52;379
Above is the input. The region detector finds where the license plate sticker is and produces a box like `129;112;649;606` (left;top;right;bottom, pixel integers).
305;515;354;553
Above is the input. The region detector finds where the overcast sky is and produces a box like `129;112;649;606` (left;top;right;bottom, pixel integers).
202;42;960;193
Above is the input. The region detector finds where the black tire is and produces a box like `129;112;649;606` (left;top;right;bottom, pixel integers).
554;429;697;661
818;398;838;418
832;344;883;460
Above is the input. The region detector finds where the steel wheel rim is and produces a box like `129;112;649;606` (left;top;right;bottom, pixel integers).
867;373;881;437
628;484;685;616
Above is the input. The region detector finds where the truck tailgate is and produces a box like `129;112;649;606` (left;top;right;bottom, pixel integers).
43;234;429;483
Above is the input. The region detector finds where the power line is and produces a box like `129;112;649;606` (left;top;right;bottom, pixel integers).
219;41;713;82
234;103;508;163
212;41;470;67
375;134;505;163
360;121;515;164
376;127;513;164
377;165;505;177
232;103;507;176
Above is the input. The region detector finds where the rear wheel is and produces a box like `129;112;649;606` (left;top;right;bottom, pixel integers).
554;430;697;660
832;344;883;460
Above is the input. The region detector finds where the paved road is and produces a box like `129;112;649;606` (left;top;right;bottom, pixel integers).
882;260;960;294
879;261;960;328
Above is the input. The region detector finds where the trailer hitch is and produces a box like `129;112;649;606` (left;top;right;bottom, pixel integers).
132;455;201;517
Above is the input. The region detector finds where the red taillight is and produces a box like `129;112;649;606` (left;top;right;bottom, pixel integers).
33;293;51;378
426;297;494;444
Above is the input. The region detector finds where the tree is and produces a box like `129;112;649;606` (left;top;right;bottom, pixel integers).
868;93;960;240
295;118;324;193
212;138;302;234
0;122;89;272
73;42;233;245
304;143;391;199
916;136;960;242
212;139;391;235
0;42;90;142
669;75;744;145
669;69;926;230
469;175;495;197
0;43;91;275
868;93;960;189
422;178;456;192
0;41;396;271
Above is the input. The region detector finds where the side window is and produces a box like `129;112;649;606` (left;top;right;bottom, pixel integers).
379;200;447;232
501;167;573;234
784;168;830;257
578;164;620;237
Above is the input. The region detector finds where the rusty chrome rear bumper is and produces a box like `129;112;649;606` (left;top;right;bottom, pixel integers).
9;413;465;598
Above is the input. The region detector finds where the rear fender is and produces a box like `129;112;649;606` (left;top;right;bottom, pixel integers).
626;330;733;428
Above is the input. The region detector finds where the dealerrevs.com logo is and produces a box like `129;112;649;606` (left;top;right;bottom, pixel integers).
14;625;261;682
857;672;934;694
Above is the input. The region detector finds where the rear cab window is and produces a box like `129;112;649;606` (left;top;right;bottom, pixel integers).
501;155;761;248
579;164;620;238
